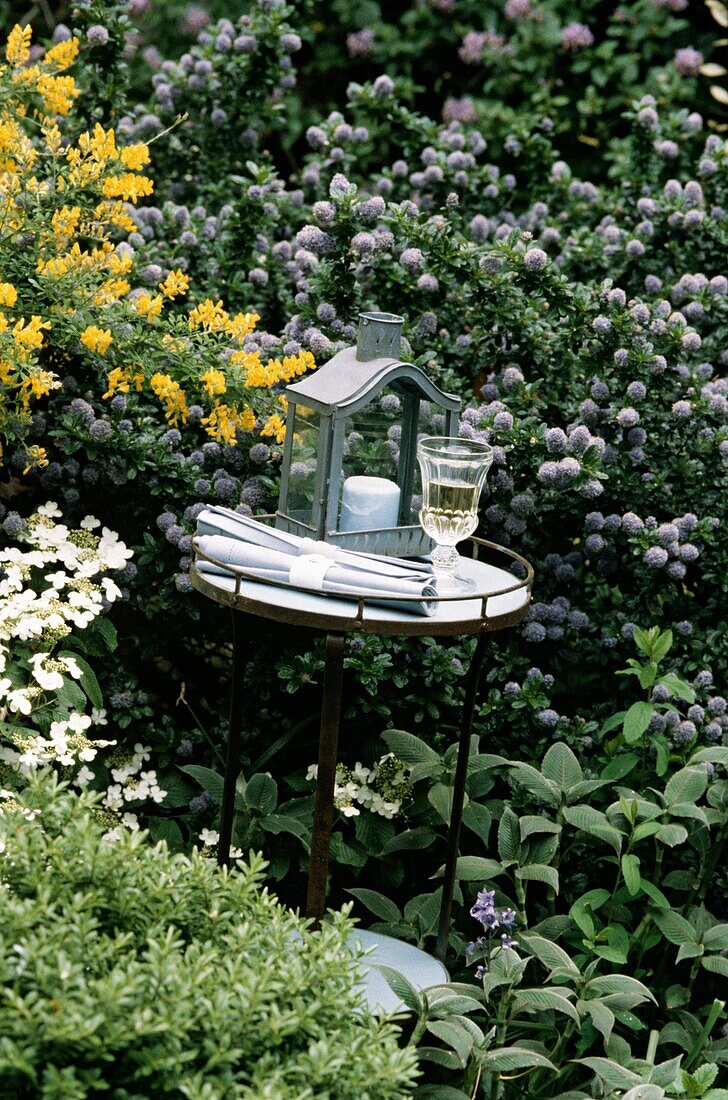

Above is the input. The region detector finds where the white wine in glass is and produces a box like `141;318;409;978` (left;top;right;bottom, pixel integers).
420;480;480;545
417;437;494;593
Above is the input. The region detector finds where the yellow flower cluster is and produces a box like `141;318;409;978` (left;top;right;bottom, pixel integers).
0;23;319;469
150;372;189;426
202;404;256;445
80;325;113;356
243;350;316;389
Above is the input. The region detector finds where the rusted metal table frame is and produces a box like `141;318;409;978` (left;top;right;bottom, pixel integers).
191;535;532;963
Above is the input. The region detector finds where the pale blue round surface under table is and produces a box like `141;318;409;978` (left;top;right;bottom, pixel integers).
347;929;449;1013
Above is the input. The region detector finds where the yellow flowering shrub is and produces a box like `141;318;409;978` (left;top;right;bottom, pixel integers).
0;24;315;468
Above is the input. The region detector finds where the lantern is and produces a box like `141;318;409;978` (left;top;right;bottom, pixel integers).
276;311;461;556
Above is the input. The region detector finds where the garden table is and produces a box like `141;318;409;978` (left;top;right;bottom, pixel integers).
190;524;533;992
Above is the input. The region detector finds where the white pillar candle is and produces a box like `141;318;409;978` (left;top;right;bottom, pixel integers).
339;476;401;532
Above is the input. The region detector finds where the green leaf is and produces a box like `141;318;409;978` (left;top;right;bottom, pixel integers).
601;753;640;781
91;615;117;651
461;801;492;841
652;630;673;662
433;855;504;882
507;763;561;806
415;1049;464;1071
632;627;654;656
180;765;225;805
639;879;671;909
621;1086;666;1100
587;974;655;1003
57;651;104;710
55;678;86;713
512;987;578;1021
655;823;688;847
147;818;183;851
689;747;728;767
542;742;583;791
381;827;437;855
601;711;627;736
374;964;425;1014
657;674;695;703
623;701;654;744
244;773;277;815
576;1057;643;1089
480;1048;556;1073
583;1000;615;1044
702;955;728;977
425;1020;474;1065
570;903;595;939
621;854;641;896
518;933;581;979
383;729;440;764
675;942;703;963
520;815;561;840
498;806;521;862
428;783;456;825
664;767;708;807
650;909;699;947
703;924;728;950
632;821;661;843
562;805;623;854
261;814;307;840
516;863;559;893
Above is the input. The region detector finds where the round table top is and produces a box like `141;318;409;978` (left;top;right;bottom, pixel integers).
190;539;532;638
347;929;449;1014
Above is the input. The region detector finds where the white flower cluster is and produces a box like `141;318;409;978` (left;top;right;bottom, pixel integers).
10;714;115;770
0;501;132;783
0;502;131;661
198;826;243;859
306;753;411;819
102;743;167;808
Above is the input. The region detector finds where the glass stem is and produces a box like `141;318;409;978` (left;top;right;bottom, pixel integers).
431;543;459;576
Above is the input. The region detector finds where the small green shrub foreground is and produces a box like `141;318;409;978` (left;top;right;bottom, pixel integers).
0;775;419;1100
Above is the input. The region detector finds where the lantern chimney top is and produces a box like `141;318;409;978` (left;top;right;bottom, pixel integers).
356;311;403;362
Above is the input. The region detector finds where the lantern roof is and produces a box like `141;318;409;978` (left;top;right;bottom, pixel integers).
285;312;461;418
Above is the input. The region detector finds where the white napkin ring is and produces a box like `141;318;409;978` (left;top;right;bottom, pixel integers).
289;553;336;591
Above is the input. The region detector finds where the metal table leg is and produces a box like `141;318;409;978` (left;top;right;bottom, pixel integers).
436;631;488;961
306;632;346;925
218;609;249;867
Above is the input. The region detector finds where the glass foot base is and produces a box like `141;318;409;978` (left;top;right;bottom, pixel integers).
433;571;476;595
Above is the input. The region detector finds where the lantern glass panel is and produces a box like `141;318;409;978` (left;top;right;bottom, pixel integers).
286;405;321;530
341;388;402;481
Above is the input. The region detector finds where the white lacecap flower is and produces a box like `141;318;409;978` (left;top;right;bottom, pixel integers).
80;516;102;530
61;656;83;680
104;784;124;810
75;766;95;787
68;713;92;733
200;827;220;846
28;656;64;691
44;571;68;589
38;502;63;518
91;707;108;726
7;689;33;715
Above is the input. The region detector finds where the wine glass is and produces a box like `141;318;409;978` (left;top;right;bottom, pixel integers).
416;436;494;593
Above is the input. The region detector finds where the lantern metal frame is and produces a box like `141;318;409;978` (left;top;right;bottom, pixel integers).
276;311;461;557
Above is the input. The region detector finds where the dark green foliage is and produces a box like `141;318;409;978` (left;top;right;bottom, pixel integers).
0;775;419;1099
